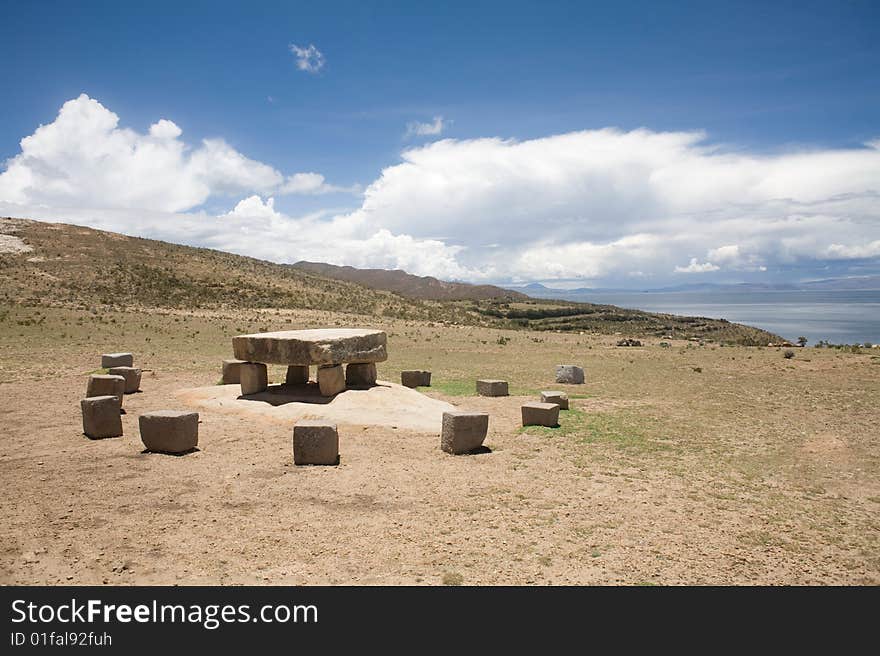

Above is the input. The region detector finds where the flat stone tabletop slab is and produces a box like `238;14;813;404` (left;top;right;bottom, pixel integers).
232;328;388;366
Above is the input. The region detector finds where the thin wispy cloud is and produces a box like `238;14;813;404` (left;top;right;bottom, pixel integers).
289;43;325;73
280;172;361;196
405;116;447;138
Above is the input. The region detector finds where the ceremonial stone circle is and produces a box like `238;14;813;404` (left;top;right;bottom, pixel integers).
82;338;590;464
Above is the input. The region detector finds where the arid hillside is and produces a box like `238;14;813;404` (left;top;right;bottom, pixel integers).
293;260;528;301
0;217;781;344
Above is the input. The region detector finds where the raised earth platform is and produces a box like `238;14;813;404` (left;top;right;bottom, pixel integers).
232;328;387;366
176;380;455;434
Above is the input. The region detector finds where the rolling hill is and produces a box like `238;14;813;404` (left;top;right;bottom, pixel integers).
0;217;783;344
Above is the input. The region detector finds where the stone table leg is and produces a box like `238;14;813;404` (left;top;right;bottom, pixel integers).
345;362;377;387
286;365;309;385
317;364;345;396
240;363;268;395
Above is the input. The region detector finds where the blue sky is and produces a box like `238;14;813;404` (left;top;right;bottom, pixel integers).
1;0;879;286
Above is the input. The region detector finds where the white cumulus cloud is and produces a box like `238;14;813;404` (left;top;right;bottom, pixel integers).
279;172;361;195
0;94;283;212
289;43;325;73
339;128;880;281
3;94;880;285
674;258;720;273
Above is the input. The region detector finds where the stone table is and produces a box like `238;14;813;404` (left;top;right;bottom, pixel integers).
232;328;388;396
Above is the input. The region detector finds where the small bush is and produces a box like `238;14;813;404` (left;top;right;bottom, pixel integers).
783;350;795;359
442;572;464;586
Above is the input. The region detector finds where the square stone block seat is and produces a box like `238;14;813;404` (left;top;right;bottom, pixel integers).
441;411;489;454
108;366;141;394
222;359;247;384
293;420;339;465
81;396;123;439
240;363;268;395
139;411;199;454
555;364;585;384
476;379;509;397
521;402;560;427
401;370;431;388
540;391;569;410
102;352;133;368
86;374;125;409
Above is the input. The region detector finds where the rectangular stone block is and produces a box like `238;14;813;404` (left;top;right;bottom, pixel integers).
521;402;560;427
101;352;133;368
317;364;345;396
240;362;268;395
441;411;489;454
108;366;141;394
555;364;585;384
285;365;310;385
139;410;199;454
345;362;377;387
401;370;431;388
540;391;569;410
81;396;123;439
86;374;125;409
232;328;387;366
476;379;509;396
293;420;339;465
222;359;246;384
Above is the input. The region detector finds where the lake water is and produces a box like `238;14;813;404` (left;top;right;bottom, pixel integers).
557;290;880;345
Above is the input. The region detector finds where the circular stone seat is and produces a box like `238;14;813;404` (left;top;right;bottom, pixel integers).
139;410;199;454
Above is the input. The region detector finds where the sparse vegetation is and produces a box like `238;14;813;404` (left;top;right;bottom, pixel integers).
2;217;878;586
0;219;784;345
442;572;464;586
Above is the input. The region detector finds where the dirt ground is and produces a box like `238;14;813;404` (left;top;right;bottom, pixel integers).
0;305;878;585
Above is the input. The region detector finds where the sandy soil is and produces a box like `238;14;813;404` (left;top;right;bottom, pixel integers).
178;381;456;433
0;306;878;585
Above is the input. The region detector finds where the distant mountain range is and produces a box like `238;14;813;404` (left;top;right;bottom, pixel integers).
508;275;880;298
293;261;528;302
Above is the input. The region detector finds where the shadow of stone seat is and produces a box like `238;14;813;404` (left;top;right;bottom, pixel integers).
237;381;391;406
140;447;201;457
